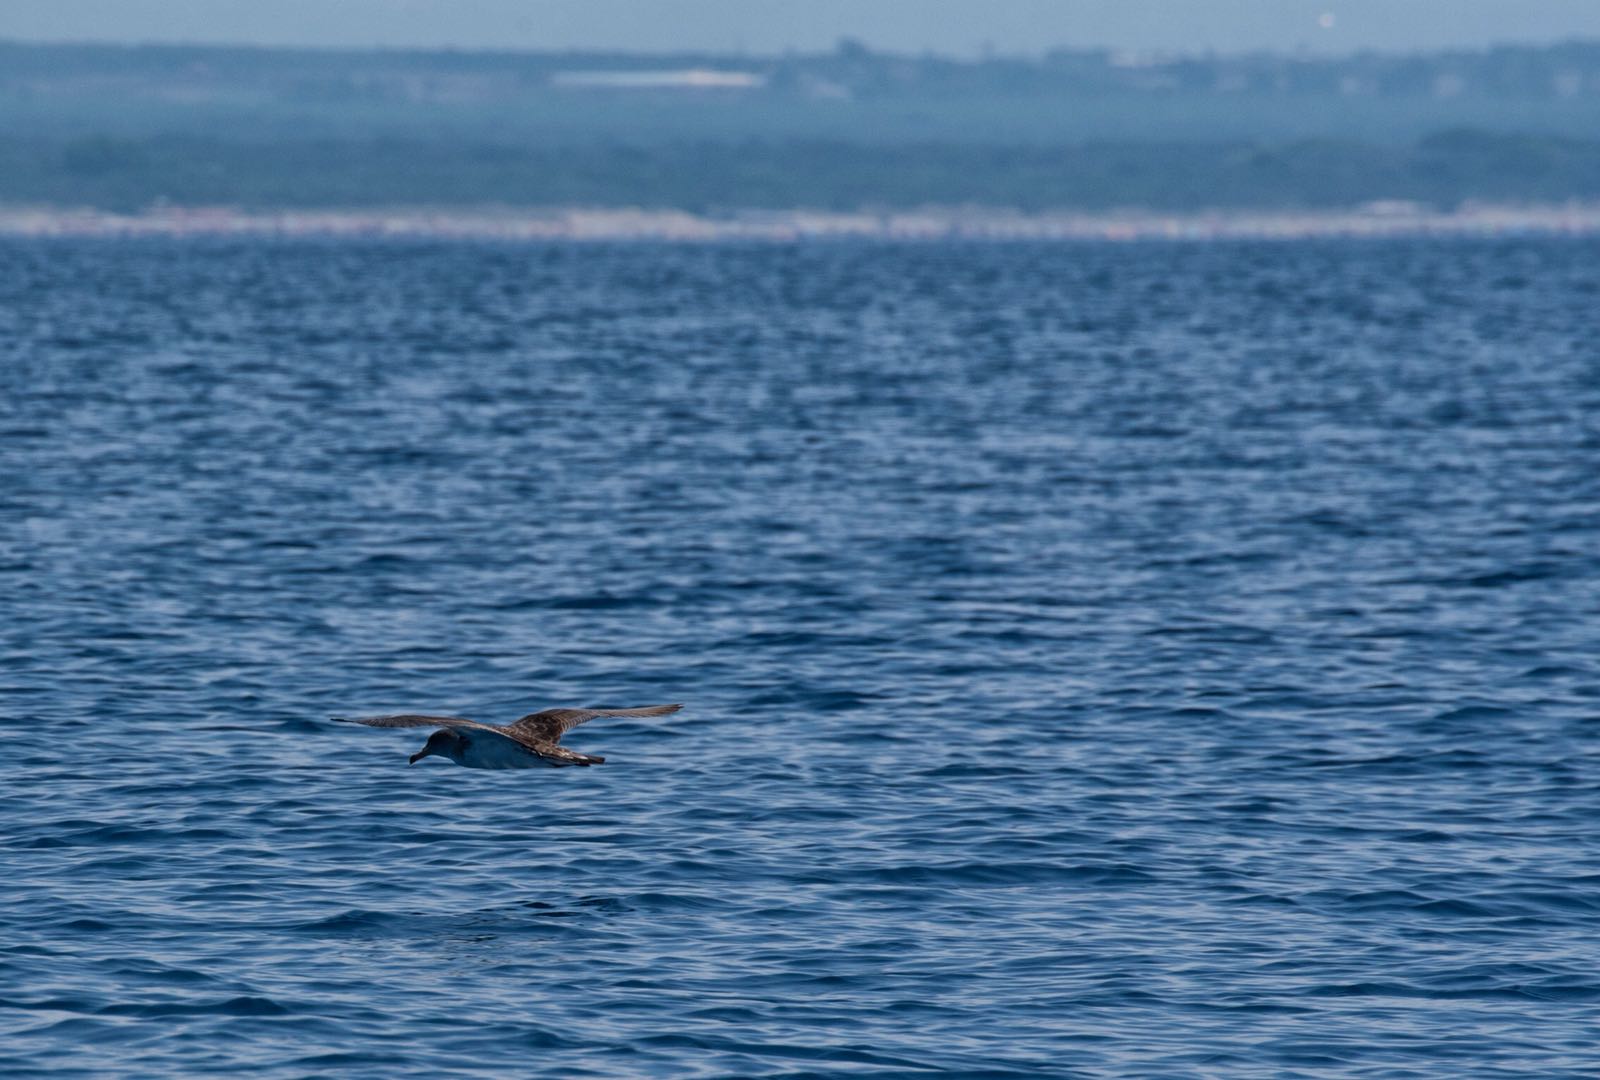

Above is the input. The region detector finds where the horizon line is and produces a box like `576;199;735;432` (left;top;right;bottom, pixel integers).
5;201;1599;243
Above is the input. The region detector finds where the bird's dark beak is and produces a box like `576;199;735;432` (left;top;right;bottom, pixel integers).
409;748;429;765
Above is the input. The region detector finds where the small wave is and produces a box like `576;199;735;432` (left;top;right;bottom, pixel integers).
1433;705;1516;722
821;862;1159;887
97;996;293;1018
289;909;403;933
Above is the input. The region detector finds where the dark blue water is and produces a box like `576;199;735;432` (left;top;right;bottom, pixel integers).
4;238;1600;1078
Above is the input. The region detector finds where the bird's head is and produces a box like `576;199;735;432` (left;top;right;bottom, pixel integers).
410;729;459;765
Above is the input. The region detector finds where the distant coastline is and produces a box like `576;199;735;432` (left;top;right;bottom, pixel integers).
4;202;1600;242
9;41;1600;216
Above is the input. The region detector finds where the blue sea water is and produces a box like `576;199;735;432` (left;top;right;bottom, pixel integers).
2;237;1600;1078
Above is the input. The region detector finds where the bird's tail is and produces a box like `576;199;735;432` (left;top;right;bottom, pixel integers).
543;745;606;767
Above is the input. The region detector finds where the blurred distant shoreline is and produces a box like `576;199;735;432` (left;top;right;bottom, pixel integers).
4;202;1600;242
7;40;1600;217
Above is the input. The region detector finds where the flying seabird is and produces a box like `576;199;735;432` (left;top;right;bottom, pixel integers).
333;703;682;770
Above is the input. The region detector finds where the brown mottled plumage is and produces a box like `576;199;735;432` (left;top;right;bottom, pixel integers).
333;704;682;770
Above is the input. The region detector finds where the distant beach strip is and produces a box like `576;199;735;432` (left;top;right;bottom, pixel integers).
4;202;1600;242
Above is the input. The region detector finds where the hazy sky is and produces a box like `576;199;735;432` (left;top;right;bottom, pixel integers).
3;0;1598;56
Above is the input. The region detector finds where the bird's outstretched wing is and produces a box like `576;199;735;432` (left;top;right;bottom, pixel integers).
332;714;491;731
507;703;682;744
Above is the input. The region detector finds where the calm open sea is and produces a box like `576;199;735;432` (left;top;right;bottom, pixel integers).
3;238;1600;1078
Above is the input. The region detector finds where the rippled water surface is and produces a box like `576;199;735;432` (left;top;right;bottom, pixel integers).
4;238;1600;1077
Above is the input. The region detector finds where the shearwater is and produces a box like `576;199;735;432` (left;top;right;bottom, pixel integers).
333;704;683;769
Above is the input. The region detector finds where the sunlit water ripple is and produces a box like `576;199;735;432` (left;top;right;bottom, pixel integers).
3;238;1600;1078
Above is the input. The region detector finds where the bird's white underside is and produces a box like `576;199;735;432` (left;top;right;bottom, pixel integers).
445;729;560;770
